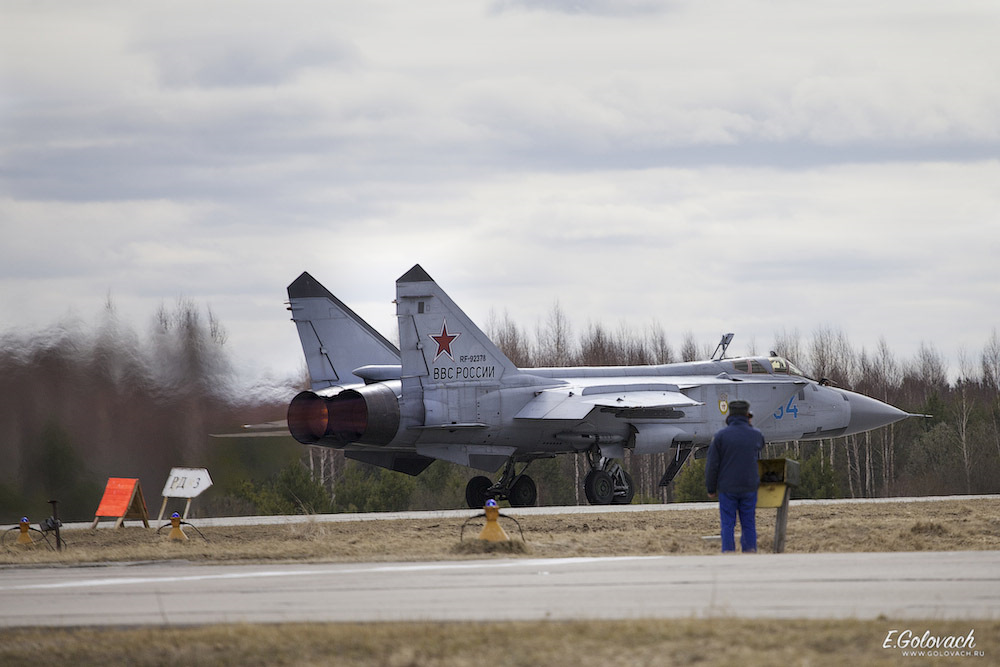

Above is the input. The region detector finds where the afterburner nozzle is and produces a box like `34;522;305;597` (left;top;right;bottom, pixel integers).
287;385;400;447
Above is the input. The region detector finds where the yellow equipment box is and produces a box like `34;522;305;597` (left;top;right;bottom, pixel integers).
757;458;800;508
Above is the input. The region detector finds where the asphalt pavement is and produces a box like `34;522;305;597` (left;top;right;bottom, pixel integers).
1;550;997;627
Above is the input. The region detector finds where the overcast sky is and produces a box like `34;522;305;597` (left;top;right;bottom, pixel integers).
2;1;998;386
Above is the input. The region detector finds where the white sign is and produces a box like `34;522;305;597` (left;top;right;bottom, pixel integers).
161;467;213;499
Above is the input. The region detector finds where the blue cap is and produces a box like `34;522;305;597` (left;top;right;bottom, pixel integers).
172;512;181;518
485;499;498;507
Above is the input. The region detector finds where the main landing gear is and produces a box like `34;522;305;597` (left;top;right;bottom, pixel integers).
465;458;538;509
583;447;634;505
462;448;637;508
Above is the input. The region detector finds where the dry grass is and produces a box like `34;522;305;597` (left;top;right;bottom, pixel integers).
2;497;998;565
0;618;996;666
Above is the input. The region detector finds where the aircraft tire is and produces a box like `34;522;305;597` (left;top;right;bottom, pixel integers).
465;476;494;509
584;469;614;505
509;475;537;507
612;471;635;505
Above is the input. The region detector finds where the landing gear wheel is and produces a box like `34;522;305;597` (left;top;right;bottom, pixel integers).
465;475;494;509
509;475;537;507
584;469;614;505
612;471;635;505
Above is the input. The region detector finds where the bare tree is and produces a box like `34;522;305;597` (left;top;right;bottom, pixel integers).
647;322;674;364
915;342;948;388
982;328;1000;392
772;328;803;365
808;325;838;380
981;329;1000;463
954;348;978;494
578;322;615;366
680;331;699;362
535;301;575;367
616;322;652;366
486;308;533;367
872;338;902;495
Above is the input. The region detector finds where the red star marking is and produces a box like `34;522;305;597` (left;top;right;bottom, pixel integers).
429;320;460;361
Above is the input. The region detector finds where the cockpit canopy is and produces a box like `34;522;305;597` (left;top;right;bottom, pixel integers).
768;356;807;377
729;356;809;378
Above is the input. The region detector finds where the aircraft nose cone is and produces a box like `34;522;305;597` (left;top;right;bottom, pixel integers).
845;391;909;435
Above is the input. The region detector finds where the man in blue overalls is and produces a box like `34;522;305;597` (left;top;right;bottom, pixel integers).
705;400;765;553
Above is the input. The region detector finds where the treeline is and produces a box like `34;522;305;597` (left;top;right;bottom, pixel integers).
0;300;297;522
2;300;997;523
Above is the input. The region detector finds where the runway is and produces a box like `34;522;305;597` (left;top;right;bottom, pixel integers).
1;550;997;627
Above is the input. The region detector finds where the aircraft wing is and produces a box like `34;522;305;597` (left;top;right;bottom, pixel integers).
515;383;702;420
210;420;289;438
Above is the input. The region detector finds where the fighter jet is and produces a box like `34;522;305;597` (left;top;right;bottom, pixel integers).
286;265;914;508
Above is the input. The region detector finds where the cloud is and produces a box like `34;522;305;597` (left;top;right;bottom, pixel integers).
5;0;999;212
148;39;358;90
491;0;673;17
1;1;998;383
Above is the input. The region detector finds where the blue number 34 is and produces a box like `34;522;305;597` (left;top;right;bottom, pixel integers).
774;397;799;420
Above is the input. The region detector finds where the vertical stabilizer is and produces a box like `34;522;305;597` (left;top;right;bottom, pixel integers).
287;272;399;391
395;265;519;386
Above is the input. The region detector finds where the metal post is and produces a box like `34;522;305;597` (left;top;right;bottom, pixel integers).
47;499;63;552
772;486;792;553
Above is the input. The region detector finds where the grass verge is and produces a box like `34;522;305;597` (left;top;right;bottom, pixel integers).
2;497;998;566
0;618;995;666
